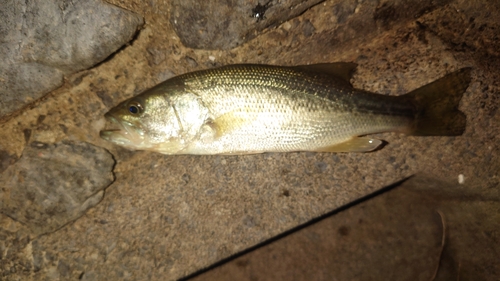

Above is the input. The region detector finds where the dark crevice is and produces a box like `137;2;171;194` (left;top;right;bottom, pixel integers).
178;175;412;281
91;25;144;70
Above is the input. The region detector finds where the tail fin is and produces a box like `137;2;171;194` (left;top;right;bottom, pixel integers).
407;68;471;136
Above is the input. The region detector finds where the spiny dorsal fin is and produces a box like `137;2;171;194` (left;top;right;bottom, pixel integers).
293;62;357;85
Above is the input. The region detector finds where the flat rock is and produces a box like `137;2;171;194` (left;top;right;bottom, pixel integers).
0;0;498;280
0;141;114;236
170;0;324;50
0;0;143;118
191;175;500;281
169;0;453;50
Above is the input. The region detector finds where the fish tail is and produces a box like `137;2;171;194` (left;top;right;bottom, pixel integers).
406;68;471;136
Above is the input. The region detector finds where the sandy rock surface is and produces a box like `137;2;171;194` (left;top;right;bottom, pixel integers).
0;0;498;280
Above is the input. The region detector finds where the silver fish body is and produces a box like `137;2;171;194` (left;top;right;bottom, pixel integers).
100;63;470;154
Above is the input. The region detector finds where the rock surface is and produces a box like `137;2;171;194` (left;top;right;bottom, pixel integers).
169;0;454;50
0;0;498;280
0;0;143;118
170;0;324;50
0;141;114;236
191;175;500;281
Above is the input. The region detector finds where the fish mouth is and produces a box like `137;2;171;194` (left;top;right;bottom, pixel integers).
99;114;145;148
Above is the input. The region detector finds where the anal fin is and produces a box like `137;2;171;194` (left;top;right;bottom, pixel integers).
314;137;382;153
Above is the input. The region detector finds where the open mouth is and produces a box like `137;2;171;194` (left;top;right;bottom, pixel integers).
99;114;144;147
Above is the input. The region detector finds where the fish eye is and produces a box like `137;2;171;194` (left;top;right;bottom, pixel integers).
127;101;143;115
129;105;138;114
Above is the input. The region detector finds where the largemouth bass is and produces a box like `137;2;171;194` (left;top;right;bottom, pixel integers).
100;63;471;154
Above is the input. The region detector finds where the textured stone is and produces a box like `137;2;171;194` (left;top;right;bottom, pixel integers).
0;141;114;236
191;175;500;281
170;0;324;50
168;0;454;51
0;0;498;280
0;0;143;118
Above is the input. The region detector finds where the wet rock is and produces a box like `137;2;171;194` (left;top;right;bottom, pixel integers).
169;0;324;50
0;141;114;236
0;0;143;118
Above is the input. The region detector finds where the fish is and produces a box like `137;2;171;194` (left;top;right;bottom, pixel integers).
99;63;471;155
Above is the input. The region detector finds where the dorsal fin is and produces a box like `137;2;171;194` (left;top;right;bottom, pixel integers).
293;62;357;85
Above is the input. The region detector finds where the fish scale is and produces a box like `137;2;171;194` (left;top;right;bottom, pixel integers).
177;65;405;153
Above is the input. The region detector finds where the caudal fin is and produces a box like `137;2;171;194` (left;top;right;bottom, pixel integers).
407;68;471;136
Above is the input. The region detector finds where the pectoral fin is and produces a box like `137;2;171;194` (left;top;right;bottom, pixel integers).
206;110;256;138
314;137;382;153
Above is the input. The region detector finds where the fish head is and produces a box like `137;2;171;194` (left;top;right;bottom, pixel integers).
100;91;187;153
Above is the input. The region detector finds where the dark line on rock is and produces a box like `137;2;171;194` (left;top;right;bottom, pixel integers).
92;24;144;70
178;175;413;281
